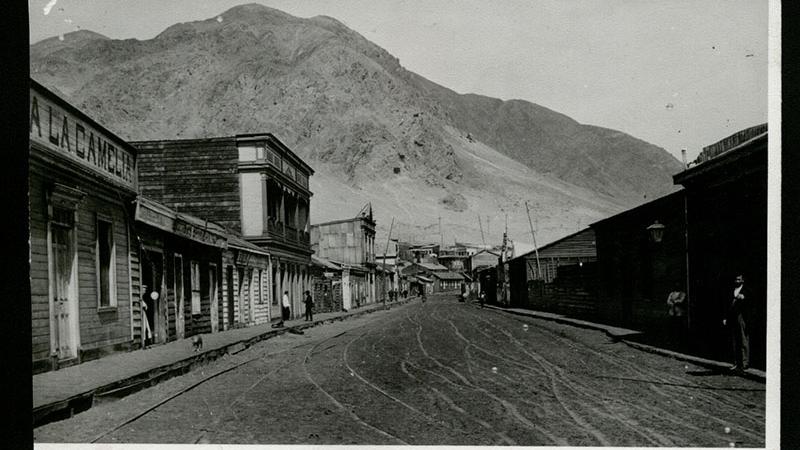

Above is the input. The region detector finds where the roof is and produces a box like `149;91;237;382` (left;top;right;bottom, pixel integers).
693;124;767;165
674;128;767;186
590;189;686;229
472;249;501;258
311;254;341;270
508;228;595;263
227;234;269;256
431;271;465;281
417;262;448;271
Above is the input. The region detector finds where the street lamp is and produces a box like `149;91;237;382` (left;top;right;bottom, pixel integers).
647;220;666;243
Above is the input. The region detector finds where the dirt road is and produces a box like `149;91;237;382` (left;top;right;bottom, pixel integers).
35;294;765;446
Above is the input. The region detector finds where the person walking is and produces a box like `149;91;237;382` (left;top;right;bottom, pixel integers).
303;290;314;322
723;274;750;372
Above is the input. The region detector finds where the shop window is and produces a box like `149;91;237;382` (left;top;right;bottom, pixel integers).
191;261;201;314
97;219;116;307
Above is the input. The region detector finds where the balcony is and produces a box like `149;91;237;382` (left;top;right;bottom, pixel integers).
264;219;310;246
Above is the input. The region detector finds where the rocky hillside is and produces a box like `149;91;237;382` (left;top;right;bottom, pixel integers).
30;3;682;245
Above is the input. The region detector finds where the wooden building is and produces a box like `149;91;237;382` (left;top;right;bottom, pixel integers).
506;228;599;318
673;124;767;369
310;255;344;313
310;205;378;309
131;134;314;321
431;271;466;292
30;79;139;373
591;190;688;337
222;235;271;330
131;197;227;346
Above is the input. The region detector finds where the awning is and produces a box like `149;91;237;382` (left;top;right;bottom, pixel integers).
416;275;433;283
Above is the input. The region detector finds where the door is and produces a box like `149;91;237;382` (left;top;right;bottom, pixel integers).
209;265;219;333
226;265;235;328
248;268;256;324
237;267;246;325
174;255;185;339
143;251;166;345
51;219;78;361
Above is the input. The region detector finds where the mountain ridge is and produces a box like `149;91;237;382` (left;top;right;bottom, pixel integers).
30;3;682;245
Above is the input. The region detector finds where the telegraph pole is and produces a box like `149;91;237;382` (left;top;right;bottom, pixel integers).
382;217;394;305
478;215;486;244
438;216;443;249
525;201;542;279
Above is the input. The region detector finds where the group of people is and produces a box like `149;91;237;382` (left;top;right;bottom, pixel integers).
667;273;751;372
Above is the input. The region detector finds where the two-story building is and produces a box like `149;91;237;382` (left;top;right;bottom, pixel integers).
131;133;314;321
310;205;377;310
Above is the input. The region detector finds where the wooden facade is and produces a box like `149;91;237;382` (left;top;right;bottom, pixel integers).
592;191;687;331
132;197;227;347
222;236;271;330
310;207;378;308
507;228;599;317
30;80;138;373
673;125;767;369
131;134;315;320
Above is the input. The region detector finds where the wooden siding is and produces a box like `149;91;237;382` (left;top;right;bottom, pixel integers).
30;161;134;369
133;140;241;232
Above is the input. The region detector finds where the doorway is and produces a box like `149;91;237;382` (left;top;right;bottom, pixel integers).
50;208;78;362
142;250;166;345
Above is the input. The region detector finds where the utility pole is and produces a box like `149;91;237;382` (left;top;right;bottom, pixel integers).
478;215;486;244
438;216;443;249
382;217;394;305
525;201;542;279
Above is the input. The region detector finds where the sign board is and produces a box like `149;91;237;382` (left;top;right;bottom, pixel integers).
134;201;175;233
30;85;137;190
174;219;227;248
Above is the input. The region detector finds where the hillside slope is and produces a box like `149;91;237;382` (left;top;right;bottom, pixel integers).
30;3;681;245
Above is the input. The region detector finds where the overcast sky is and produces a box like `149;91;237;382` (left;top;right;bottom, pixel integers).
28;0;769;161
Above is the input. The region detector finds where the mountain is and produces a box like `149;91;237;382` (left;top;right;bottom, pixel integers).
30;3;682;246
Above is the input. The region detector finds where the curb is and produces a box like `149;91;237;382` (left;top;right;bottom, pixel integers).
478;303;766;383
33;298;414;428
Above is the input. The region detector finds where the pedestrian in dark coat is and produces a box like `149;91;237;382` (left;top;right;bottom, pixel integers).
304;290;314;322
723;274;750;371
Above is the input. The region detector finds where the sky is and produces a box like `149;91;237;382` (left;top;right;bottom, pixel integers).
28;0;770;161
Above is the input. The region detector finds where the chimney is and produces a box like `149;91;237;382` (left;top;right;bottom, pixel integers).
681;149;687;168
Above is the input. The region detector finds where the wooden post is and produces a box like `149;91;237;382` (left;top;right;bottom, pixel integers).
525;201;542;279
382;217;395;304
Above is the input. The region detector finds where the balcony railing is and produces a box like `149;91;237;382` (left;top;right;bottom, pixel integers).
264;219;309;245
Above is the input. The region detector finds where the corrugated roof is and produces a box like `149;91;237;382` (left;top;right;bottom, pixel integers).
417;262;448;271
431;271;465;280
227;234;269;256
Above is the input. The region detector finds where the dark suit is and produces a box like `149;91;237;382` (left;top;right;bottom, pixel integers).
726;284;750;369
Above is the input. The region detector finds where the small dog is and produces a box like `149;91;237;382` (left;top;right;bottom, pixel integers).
192;334;204;352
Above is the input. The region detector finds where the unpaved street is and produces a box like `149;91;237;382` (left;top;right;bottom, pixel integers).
35;294;765;446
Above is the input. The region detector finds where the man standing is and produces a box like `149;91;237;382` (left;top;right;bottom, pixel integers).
723;274;750;372
303;290;314;322
479;291;486;308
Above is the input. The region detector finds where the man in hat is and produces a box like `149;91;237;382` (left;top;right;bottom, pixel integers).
723;274;750;372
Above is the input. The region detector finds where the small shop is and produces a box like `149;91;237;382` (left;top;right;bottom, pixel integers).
30;79;138;373
222;235;271;330
132;197;227;346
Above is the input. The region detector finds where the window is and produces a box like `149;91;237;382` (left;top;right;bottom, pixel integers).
97;219;116;307
256;146;265;160
191;261;201;314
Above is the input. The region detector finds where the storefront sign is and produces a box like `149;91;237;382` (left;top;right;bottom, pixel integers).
30;85;136;190
174;219;227;248
135;201;175;232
